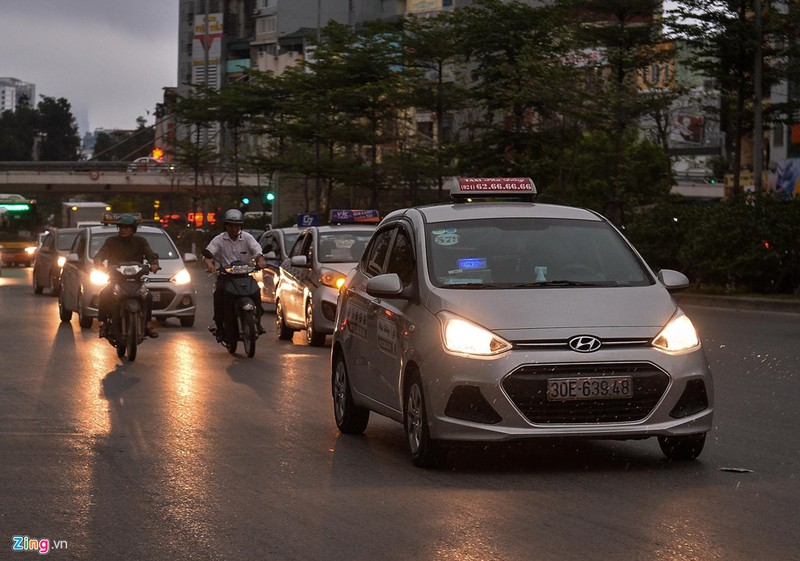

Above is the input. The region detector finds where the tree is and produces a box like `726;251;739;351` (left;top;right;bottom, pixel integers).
36;96;81;161
665;0;800;193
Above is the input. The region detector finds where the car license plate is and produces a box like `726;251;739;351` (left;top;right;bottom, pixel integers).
547;376;633;401
151;292;160;302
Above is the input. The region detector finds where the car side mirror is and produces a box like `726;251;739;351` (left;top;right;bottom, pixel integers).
183;252;198;263
290;255;308;267
66;253;79;262
366;273;405;298
657;269;690;292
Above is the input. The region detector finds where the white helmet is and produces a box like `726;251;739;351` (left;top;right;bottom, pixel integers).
224;209;244;225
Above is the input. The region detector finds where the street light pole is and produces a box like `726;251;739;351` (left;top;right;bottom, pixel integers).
753;0;764;190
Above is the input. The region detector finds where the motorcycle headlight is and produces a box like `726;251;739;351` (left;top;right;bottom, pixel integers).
89;269;109;286
652;313;700;352
57;256;66;268
437;311;511;357
171;268;192;285
320;267;346;289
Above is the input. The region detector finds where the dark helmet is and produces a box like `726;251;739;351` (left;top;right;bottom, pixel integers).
223;209;244;225
117;214;138;233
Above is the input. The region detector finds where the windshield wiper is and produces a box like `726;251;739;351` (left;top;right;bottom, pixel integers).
511;280;602;288
444;282;496;289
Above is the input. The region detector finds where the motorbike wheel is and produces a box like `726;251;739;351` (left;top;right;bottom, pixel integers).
125;310;138;362
242;309;256;358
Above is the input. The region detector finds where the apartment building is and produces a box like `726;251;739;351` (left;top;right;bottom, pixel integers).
0;78;36;113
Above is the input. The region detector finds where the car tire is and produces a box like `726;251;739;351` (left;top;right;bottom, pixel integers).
275;300;294;341
78;289;93;329
405;372;444;469
180;316;195;328
49;272;60;297
58;291;72;323
658;433;706;461
33;267;44;294
332;351;369;434
305;299;326;347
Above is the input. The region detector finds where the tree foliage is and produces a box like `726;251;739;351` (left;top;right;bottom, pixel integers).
0;95;80;161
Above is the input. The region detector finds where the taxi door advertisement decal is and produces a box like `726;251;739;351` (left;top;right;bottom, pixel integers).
346;303;369;341
377;317;398;358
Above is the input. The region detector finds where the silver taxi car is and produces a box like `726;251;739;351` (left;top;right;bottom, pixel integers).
275;211;378;346
256;226;300;306
331;178;713;467
59;221;198;328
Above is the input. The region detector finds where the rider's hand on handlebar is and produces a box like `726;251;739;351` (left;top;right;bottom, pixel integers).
149;263;161;273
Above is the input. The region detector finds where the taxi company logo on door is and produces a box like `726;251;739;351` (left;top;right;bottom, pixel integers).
11;535;68;554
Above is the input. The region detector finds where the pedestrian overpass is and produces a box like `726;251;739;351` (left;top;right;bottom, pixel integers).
0;162;262;195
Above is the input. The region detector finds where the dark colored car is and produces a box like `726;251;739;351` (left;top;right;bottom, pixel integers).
32;228;81;296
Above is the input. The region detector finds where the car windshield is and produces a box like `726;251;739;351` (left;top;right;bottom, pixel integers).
317;230;373;263
89;231;181;260
56;231;80;251
426;217;653;289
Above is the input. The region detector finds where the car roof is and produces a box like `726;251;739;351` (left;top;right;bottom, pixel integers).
87;224;166;235
388;202;603;224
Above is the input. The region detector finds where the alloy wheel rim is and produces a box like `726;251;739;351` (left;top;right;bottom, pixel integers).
334;362;346;422
407;384;422;453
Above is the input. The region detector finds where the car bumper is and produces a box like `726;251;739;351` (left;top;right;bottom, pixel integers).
311;286;340;334
81;281;196;319
419;346;714;443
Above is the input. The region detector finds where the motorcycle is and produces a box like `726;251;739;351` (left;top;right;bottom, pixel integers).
208;258;261;358
100;262;151;361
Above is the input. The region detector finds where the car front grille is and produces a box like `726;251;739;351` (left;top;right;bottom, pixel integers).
502;363;669;424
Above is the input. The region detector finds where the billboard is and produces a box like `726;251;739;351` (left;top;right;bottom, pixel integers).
192;13;223;89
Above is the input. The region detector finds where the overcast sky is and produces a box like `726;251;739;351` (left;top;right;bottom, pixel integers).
0;0;179;136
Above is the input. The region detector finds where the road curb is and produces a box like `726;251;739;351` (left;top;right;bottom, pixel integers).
674;292;800;314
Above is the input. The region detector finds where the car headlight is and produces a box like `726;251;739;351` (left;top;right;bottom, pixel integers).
652;313;700;352
89;269;109;286
171;268;192;285
437;311;511;357
25;246;37;255
320;267;346;289
57;256;66;268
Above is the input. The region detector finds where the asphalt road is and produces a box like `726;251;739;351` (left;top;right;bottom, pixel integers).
1;266;799;561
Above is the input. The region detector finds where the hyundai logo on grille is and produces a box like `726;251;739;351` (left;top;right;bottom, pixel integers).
568;335;601;353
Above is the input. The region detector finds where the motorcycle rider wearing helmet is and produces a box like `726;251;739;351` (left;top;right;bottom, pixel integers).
94;214;161;338
203;209;267;337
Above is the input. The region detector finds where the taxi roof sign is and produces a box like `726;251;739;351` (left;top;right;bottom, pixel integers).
447;177;537;202
101;212;143;225
329;209;380;224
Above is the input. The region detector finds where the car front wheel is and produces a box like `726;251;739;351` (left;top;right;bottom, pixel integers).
305;299;326;347
332;351;369;434
405;373;443;468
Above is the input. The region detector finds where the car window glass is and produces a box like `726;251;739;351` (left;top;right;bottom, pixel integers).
288;233;309;258
425;218;652;288
282;233;298;256
57;231;79;251
386;229;414;286
42;234;55;251
72;232;86;255
364;228;393;276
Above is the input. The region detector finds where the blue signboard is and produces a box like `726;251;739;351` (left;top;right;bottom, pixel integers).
296;213;319;227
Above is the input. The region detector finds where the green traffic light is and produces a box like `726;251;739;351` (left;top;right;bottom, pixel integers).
266;192;275;202
242;197;250;205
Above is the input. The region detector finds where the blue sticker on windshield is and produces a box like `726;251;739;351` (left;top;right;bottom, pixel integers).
458;257;487;270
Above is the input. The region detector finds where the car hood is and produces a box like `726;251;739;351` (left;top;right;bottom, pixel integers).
424;285;678;339
146;259;190;282
321;261;358;276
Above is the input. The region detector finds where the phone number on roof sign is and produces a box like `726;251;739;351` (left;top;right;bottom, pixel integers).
457;178;533;190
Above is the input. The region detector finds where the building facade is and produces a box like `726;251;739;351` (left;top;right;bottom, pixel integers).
0;78;36;113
